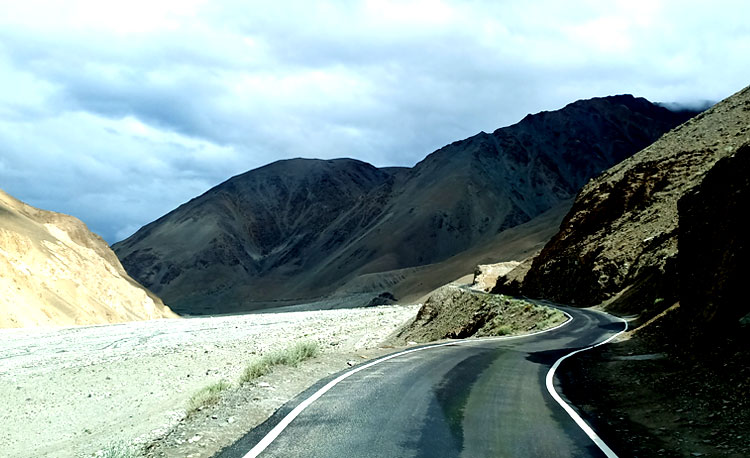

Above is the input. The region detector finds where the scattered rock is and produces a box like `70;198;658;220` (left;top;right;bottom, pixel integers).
365;292;397;307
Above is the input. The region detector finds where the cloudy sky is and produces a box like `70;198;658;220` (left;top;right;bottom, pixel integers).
1;0;748;243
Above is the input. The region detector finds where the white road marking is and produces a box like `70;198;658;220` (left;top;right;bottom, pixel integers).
241;313;574;458
545;314;628;458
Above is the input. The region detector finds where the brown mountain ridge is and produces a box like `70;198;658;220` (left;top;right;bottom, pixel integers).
113;94;695;314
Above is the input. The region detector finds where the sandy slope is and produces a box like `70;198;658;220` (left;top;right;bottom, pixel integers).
0;188;175;328
0;305;418;458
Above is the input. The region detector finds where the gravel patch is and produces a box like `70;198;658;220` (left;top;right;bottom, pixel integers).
0;305;418;458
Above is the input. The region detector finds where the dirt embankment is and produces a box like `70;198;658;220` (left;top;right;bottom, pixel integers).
392;286;566;344
560;313;750;458
471;261;520;292
558;145;750;458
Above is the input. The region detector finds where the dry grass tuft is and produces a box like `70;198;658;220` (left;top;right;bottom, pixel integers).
187;379;231;415
240;341;319;384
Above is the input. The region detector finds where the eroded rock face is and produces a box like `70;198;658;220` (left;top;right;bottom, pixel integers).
491;256;535;296
472;261;521;292
678;144;750;329
520;85;750;318
0;189;176;328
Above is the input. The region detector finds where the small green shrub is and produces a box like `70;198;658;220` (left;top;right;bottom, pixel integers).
496;325;513;336
240;341;319;384
96;441;138;458
187;379;230;414
241;358;272;381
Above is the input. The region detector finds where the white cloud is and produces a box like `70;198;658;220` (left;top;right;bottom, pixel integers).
0;0;748;242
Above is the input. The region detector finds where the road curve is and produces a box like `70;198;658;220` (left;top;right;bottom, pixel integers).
216;306;625;458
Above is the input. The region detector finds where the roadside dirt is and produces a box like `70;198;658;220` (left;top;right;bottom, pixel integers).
393;286;566;343
0;305;419;458
559;322;749;457
144;346;400;458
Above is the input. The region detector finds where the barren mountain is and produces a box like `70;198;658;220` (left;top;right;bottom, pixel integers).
114;95;694;314
0;189;176;328
504;85;750;325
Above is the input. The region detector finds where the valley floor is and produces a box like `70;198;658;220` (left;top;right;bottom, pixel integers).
0;305;419;458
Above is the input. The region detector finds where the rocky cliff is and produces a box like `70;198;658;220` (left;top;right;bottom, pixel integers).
0;189;176;328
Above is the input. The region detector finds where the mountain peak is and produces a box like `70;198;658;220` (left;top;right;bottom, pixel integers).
113;94;697;314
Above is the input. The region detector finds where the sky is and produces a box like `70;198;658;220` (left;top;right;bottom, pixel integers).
1;0;749;243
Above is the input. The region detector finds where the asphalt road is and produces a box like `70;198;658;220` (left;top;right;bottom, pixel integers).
217;306;625;458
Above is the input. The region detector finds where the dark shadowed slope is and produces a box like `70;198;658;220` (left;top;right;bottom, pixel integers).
113;95;694;314
677;142;750;330
113;158;396;312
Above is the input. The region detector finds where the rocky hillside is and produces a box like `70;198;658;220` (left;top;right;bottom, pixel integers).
501;85;750;324
0;189;176;328
515;86;750;458
114;95;694;314
113;158;399;312
392;287;566;343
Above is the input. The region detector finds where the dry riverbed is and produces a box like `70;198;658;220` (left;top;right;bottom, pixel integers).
0;305;419;458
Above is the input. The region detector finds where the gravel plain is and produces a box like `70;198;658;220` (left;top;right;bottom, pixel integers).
0;305;419;458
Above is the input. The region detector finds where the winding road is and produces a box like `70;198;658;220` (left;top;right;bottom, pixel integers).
217;306;625;458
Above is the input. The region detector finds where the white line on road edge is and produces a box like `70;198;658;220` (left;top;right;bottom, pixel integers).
545;315;628;458
242;312;574;458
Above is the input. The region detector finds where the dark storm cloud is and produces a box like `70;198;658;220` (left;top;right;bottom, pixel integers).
0;0;749;242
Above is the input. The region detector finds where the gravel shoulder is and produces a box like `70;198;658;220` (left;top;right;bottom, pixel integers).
559;318;750;458
0;305;419;458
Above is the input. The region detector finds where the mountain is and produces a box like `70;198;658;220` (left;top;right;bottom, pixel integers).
113;95;695;315
499;84;750;327
0;189;176;328
497;86;750;458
